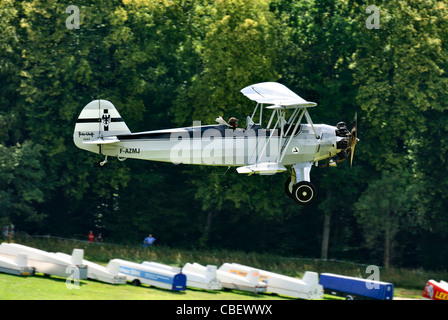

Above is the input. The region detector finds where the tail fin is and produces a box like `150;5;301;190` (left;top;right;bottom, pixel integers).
73;100;131;153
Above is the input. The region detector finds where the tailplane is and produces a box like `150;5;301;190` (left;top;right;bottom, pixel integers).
73;100;131;154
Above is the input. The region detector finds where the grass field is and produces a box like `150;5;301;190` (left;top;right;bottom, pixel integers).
0;271;423;300
0;272;294;300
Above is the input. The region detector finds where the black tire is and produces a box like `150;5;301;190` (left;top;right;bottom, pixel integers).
131;279;141;286
292;181;317;206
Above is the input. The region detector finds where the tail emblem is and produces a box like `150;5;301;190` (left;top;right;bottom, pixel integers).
102;109;111;131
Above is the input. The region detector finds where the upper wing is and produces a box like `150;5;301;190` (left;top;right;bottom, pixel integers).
240;82;317;108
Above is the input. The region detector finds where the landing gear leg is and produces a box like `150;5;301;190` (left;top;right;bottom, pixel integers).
285;164;317;205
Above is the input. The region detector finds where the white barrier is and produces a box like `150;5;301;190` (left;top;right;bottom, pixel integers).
142;262;221;291
0;253;34;276
55;252;126;284
107;259;186;291
181;263;222;291
217;263;267;294
223;263;323;299
0;243;87;279
141;261;181;274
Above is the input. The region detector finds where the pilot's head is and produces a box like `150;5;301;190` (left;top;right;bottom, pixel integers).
228;117;239;128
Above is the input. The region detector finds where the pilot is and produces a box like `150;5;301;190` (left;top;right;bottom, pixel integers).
228;117;239;130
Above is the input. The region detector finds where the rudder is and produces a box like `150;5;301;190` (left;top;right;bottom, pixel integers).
73;100;131;153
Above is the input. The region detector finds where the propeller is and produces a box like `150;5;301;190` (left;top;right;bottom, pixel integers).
321;112;359;168
349;112;358;167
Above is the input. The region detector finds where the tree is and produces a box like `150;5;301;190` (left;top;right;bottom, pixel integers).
272;0;365;260
0;0;22;145
350;0;448;266
191;166;300;249
351;0;448;170
354;170;422;268
0;142;47;228
172;0;280;126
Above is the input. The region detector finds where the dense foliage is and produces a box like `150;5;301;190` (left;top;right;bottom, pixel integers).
1;0;447;270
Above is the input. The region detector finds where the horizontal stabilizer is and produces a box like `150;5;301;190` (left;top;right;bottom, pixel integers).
83;136;120;144
237;163;287;175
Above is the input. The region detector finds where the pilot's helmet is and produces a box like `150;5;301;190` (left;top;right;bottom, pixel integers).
337;121;346;129
228;117;239;127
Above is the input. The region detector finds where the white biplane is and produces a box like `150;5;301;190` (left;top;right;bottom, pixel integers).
73;82;358;205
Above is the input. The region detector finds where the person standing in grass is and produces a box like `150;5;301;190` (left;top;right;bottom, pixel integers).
88;231;95;243
142;234;156;248
96;233;103;244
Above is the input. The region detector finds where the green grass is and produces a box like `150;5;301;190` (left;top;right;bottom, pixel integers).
0;272;293;300
0;272;423;300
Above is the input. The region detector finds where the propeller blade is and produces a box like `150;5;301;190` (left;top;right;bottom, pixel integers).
350;144;356;167
349;112;358;167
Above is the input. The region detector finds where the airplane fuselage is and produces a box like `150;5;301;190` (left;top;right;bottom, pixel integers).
76;123;341;167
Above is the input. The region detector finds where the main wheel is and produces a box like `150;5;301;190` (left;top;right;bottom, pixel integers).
292;181;317;206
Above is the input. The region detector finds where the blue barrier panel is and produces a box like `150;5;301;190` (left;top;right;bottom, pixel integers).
119;265;187;292
319;273;394;300
172;273;187;292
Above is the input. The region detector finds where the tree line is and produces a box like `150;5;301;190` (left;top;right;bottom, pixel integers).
1;0;447;270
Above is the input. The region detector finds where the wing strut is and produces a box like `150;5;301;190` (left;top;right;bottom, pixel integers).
304;109;320;139
278;108;306;163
